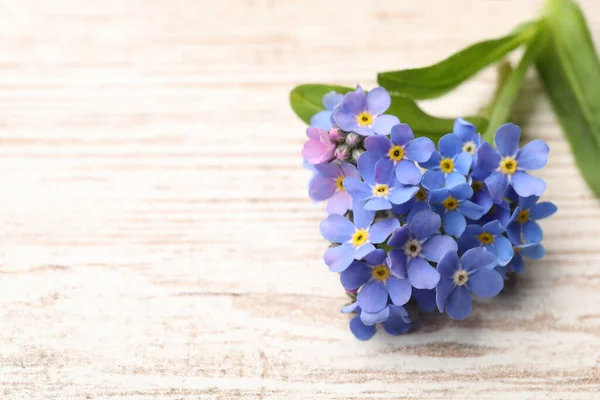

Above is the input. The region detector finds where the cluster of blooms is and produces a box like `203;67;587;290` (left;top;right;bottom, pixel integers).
302;86;557;340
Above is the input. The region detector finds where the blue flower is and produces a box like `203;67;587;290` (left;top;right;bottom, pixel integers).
321;201;400;272
343;152;419;211
333;87;399;136
308;162;359;215
363;123;435;185
310;91;344;130
505;241;546;274
458;220;514;267
507;195;557;244
391;185;430;222
468;179;494;215
341;302;411;340
420;133;473;185
452;117;481;165
436;248;504;320
477;199;512;227
473;123;549;203
428;174;484;237
341;249;412;313
387;209;457;290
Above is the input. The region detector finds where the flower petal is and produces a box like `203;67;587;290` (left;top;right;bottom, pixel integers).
472;190;494;214
422;169;445;191
390;123;414;146
473;142;500;178
410;209;441;240
421;234;457;263
436;278;455;312
357;152;379;185
483;220;506;235
520;243;546;259
366;87;391;115
493;235;514;266
342;91;367;115
530;201;558;220
373;114;400;136
429;188;449;205
437;250;459;277
360;306;390;326
326;191;352;215
310;110;334;130
438;133;463;158
405;136;435;162
413;288;436;312
341;301;359;314
458;200;484;220
419;150;441;170
449;182;473;201
506;222;521;245
443;210;467;238
343;177;371;201
485;171;509;204
354;243;377;260
388;185;419;205
352;201;375;229
340;261;371;290
495;123;521;157
375;157;394;184
364;135;391;157
468;269;504;298
333;109;357;132
453;117;476;142
369;218;401;243
453;152;472;175
324;243;355;272
364;197;392;211
357;281;388;312
511;171;546;198
323;91;344;110
523;220;543;243
395;160;422;185
446;285;472;320
407;257;440;289
516;139;549;170
349;316;376;341
387;249;407;277
461;247;496;272
308;175;337;202
388;225;410;248
320;214;354;242
363;248;387;265
387;276;412;306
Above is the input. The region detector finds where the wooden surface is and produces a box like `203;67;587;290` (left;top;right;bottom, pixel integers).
0;1;599;399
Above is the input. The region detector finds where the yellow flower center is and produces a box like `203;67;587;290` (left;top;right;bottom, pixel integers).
443;196;459;210
499;156;518;175
517;210;529;224
372;264;390;281
453;269;469;286
352;229;369;247
388;145;405;162
513;246;521;253
356;112;373;127
415;187;427;201
462;141;476;155
472;180;483;193
478;232;494;245
372;184;390;198
440;158;454;173
335;176;345;192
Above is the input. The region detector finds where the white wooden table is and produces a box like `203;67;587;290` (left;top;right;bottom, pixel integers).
0;1;599;398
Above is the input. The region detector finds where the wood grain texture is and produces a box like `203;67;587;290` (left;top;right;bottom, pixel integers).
0;0;599;398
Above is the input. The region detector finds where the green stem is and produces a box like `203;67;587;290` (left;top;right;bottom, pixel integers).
482;22;547;142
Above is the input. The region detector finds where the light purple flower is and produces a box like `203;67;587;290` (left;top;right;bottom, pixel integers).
436;248;504;320
301;127;336;165
457;220;514;267
308;162;359;215
310;91;344;130
332;87;399;136
420;133;473;186
341;302;411;340
343;152;419;211
340;249;412;313
320;201;400;272
363;123;435;185
473;123;549;203
452;117;481;166
387;209;457;290
507;195;557;245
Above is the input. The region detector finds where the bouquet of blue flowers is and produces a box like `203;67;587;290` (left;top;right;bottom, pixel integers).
300;86;557;340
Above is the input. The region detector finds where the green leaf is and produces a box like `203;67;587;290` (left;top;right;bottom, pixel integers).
290;84;354;124
536;0;600;196
482;23;547;142
377;24;539;100
289;84;488;141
